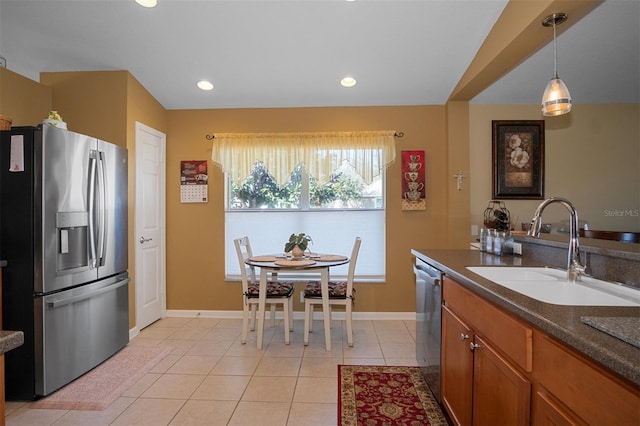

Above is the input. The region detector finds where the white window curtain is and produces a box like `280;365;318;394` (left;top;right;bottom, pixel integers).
210;130;397;185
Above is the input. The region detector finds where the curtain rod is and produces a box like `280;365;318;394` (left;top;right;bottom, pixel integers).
204;131;404;141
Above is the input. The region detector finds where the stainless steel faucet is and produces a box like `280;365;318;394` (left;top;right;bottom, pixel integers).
528;197;586;282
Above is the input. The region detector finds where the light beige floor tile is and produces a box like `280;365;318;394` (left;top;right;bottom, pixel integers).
51;397;135;426
380;342;417;359
404;319;417;331
299;357;341;378
4;401;28;416
121;373;162;398
5;406;66;426
303;344;344;358
210;356;261;376
214;318;245;329
110;397;185;426
158;339;198;356
287;402;337;426
227;401;290;426
149;317;194;328
375;329;416;344
184;317;221;328
141;374;205;399
263;341;305;358
343;343;384;359
169;327;211;340
165;355;219;375
150;354;181;374
373;320;410;330
242;376;297;402
254;357;302;377
138;326;179;340
190;375;251;401
169;400;237;425
293;377;337;404
186;339;233;356
341;358;385;366
386;357;420;366
204;327;243;342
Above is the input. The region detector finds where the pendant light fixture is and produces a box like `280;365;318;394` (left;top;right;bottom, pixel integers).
541;13;572;116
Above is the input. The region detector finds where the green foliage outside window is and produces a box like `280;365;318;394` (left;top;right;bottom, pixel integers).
230;162;378;209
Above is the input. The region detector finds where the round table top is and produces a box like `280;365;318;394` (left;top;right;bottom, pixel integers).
245;254;349;269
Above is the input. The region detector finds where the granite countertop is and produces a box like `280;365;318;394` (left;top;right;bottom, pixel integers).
0;330;24;355
411;248;640;388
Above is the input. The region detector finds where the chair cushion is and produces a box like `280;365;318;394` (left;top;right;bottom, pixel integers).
246;281;294;298
304;281;355;299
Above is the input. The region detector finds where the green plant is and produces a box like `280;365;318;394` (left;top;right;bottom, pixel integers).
284;233;312;252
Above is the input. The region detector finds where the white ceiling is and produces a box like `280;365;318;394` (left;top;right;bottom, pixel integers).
0;0;638;110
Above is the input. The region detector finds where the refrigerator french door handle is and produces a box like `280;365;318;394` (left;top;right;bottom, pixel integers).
88;151;98;269
46;277;130;309
97;151;107;266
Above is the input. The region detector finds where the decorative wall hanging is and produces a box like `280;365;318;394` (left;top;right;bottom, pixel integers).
401;150;426;211
180;160;208;203
492;120;545;199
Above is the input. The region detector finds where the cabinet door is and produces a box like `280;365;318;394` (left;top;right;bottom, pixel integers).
442;305;474;426
472;335;531;426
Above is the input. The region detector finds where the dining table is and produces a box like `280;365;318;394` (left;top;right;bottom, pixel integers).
244;254;350;351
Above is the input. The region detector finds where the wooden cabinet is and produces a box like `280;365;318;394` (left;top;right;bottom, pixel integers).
532;331;640;425
441;274;640;426
441;306;473;426
442;277;532;425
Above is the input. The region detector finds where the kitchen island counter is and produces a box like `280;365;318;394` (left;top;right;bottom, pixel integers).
0;331;23;355
412;248;640;388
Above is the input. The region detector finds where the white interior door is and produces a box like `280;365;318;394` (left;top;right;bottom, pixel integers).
135;122;166;331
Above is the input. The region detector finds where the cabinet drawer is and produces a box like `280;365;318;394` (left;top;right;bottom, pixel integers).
533;331;640;425
443;276;533;372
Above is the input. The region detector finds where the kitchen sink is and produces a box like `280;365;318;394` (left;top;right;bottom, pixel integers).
465;266;640;307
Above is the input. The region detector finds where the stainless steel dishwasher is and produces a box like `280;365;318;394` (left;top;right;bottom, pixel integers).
414;257;442;403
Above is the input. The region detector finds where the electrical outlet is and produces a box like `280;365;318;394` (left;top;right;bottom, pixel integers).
471;224;478;236
300;291;305;303
512;242;522;256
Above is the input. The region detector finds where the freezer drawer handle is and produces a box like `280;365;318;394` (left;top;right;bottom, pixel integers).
139;237;153;244
47;278;130;309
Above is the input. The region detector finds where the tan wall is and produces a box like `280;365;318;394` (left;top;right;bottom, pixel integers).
125;73;168;327
165;106;450;313
40;71;128;147
0;68;51;125
469;104;640;236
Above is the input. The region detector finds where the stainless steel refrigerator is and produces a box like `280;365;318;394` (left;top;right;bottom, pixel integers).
0;125;129;400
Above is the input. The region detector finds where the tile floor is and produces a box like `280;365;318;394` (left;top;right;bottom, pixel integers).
5;317;419;425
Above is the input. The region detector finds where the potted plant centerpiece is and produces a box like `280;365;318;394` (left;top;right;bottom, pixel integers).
284;233;312;259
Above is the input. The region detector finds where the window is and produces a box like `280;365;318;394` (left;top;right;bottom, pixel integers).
212;131;396;281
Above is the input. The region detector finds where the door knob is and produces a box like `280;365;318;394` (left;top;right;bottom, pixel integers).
139;237;153;244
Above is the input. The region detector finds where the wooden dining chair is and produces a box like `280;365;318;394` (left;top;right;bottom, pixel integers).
303;237;361;347
233;236;294;345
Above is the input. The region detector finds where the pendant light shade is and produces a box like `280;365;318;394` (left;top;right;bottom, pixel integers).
542;78;572;116
541;13;572;116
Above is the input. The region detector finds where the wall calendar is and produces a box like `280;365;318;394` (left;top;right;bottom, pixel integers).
180;160;208;203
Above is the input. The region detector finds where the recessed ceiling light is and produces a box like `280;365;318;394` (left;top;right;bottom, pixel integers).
340;77;357;88
135;0;157;8
197;80;214;91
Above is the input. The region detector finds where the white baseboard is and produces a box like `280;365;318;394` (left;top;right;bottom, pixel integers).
164;309;416;321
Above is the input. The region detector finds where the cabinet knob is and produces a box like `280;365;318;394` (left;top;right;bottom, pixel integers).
460;333;469;341
470;342;479;351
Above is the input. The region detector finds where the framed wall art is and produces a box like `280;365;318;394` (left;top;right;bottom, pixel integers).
401;150;426;210
492;120;545;199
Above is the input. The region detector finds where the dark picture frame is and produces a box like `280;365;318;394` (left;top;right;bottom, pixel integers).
492;120;545;199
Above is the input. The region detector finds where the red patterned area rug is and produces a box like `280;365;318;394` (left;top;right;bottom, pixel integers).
31;344;173;411
339;365;447;426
